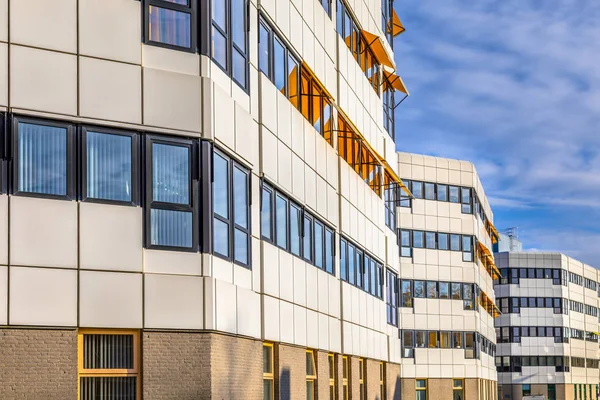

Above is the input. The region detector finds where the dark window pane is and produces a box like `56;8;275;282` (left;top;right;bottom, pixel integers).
149;7;191;48
151;209;193;247
303;216;313;262
261;187;272;240
18;122;67;196
212;0;227;28
232;49;247;88
276;195;288;248
233;166;248;228
439;282;449;299
348;245;355;285
86;132;132;202
414;281;425;298
412;182;423;198
340;240;347;281
153;143;189;204
234;228;248;264
231;0;245;48
325;229;334;274
274;38;286;94
213;153;229;217
401;230;411;246
314;222;324;269
213;217;230;256
259;24;270;76
290;205;301;256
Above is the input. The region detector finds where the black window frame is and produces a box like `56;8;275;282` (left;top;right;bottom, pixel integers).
211;0;250;91
80;126;140;206
386;269;398;326
144;0;198;52
11;116;76;201
0;112;5;194
212;148;252;268
144;134;199;252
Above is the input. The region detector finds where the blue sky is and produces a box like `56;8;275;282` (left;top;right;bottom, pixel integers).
392;0;600;266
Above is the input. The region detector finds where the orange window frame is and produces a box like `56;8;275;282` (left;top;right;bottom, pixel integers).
77;329;141;400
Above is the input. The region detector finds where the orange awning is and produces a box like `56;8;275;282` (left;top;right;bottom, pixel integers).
383;70;409;95
487;221;500;243
477;242;501;279
361;30;395;69
390;10;406;37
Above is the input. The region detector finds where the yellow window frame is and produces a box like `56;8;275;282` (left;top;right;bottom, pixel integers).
416;378;428;400
328;353;336;400
306;350;317;399
380;362;386;400
263;343;275;400
77;329;140;400
342;355;349;400
359;358;366;400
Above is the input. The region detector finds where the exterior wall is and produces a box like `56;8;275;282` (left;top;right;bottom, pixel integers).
428;378;453;400
0;328;77;400
386;363;402;400
278;343;306;400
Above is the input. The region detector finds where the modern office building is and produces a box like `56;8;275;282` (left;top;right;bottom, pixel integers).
396;152;500;400
494;251;600;400
0;0;501;399
493;228;523;253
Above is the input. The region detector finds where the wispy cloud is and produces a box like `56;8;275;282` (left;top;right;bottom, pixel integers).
394;0;600;266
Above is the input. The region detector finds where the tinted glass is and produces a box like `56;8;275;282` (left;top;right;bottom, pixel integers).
151;209;192;248
259;24;270;75
212;29;227;67
18;122;67;196
303;216;313;262
231;0;245;48
149;7;191;48
261;187;272;239
153;143;189;204
413;231;424;248
213;0;226;27
274;38;286;93
325;229;334;274
438;233;449;250
437;184;447;201
449;186;459;202
213;153;229;217
86;132;132;202
314;222;324;269
450;234;461;251
234;228;248;264
425;232;436;249
276;195;288;248
233;50;247;88
424;183;435;200
290;204;301;256
233;166;248;228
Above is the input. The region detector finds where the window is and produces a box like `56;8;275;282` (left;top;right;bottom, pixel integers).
440;332;451;348
413;231;424;248
451;283;462;300
426;281;437;299
437;184;448;201
328;354;336;400
464;332;475;359
400;230;412;257
81;128;138;204
425;232;436;249
306;350;317;400
382;83;395;140
302;72;333;145
439;282;449;299
428;331;439;348
381;0;393;45
522;384;531;397
145;0;195;50
213;150;251;266
290;203;302;257
450;234;461;251
13;118;75;199
401;280;413;307
384;180;397;231
438;233;449;250
449;186;459;203
259;18;301;107
416;379;427;400
424;183;435;200
402;330;414;358
359;358;366;400
340;237;383;298
263;344;274;400
275;194;288;249
462;236;472;262
261;184;274;240
145;136;196;250
453;379;464;400
342;356;349;400
212;0;249;89
386;269;398;326
412;181;423;198
379;362;385;400
461;187;471;213
78;330;139;400
319;0;332;17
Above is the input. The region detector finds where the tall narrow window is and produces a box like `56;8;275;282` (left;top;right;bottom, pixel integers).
379;362;385;400
13;118;74;198
290;203;302;257
261;184;273;241
328;354;336;400
145;136;195;250
82;128;138;204
325;227;335;274
306;350;317;400
78;330;139;400
146;0;195;50
303;213;313;263
212;0;249;90
276;194;288;249
342;356;349;400
416;379;427;400
263;344;274;400
359;358;366;400
340;238;348;281
314;221;324;269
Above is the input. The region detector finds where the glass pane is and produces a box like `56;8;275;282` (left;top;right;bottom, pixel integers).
450;235;461;251
315;223;324;268
306;381;315;400
18;122;67;196
449;186;459;202
325;229;334;274
151;209;192;247
438;233;448;250
261;188;272;239
231;0;245;48
306;352;315;375
165;0;189;4
340;240;347;280
288;55;300;107
437;184;447;201
149;6;191;48
212;0;227;28
413;231;424;248
213;153;229;218
274;38;286;94
263;346;272;373
234;228;248;264
86;132;132;202
264;380;273;400
233;166;248;228
290;205;301;256
213;218;230;256
348;245;355;285
416;380;426;388
233;49;247;88
276;195;288;248
152;143;189;204
425;232;436;249
303;216;313;261
212;29;227;67
259;24;270;76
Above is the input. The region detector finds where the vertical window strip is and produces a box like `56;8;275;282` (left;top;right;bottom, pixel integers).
306;350;317;400
263;344;274;400
342;356;349;400
328;354;336;400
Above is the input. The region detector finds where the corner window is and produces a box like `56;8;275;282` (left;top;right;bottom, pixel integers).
145;136;196;250
212;150;251;266
146;0;195;50
82;127;138;204
212;0;249;90
13;118;75;199
78;330;140;400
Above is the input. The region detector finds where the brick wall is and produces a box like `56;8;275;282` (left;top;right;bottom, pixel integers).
278;343;305;400
0;328;77;400
428;378;453;400
317;351;331;400
210;333;262;400
466;378;480;400
366;359;381;400
143;331;211;399
401;378;415;400
386;362;401;400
